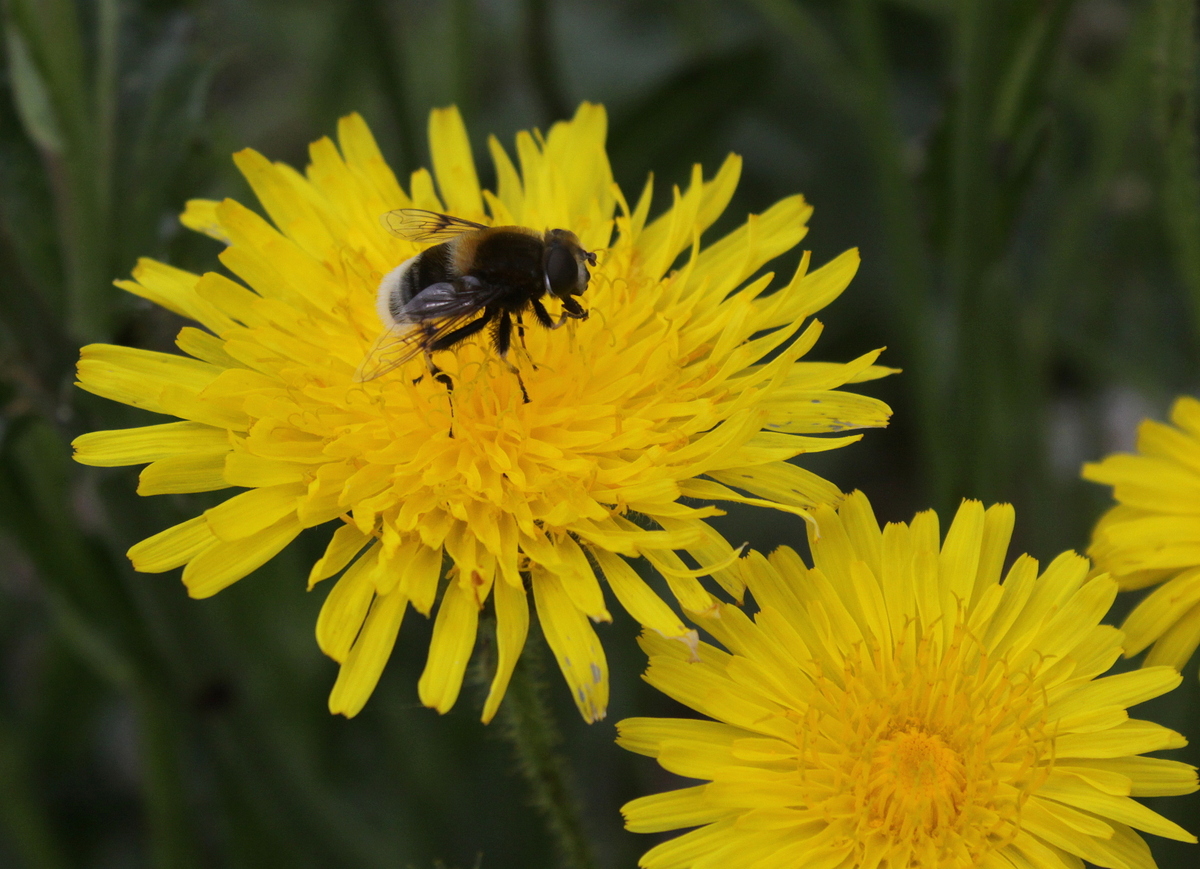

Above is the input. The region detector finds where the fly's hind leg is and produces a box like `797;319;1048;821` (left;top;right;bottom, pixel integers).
494;312;530;403
422;345;457;436
424;313;494;434
424;350;454;393
515;312;538;371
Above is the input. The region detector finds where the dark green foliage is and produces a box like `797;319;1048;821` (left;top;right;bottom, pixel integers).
0;1;1196;867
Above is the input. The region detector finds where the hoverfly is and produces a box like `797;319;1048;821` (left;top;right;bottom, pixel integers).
356;209;596;402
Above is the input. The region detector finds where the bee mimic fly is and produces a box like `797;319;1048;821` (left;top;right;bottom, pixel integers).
355;208;597;403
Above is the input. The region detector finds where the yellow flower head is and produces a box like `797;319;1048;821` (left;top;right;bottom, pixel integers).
72;105;891;723
1084;395;1200;674
619;492;1198;869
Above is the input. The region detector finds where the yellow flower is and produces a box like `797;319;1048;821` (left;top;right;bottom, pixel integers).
619;492;1198;869
1084;395;1200;674
72;104;892;723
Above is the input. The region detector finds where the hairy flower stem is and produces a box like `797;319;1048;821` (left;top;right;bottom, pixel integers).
487;619;598;869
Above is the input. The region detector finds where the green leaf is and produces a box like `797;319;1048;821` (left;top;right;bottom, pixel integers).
3;25;62;153
1153;0;1200;339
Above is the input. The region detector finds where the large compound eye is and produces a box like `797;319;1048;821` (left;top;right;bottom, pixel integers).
545;244;579;295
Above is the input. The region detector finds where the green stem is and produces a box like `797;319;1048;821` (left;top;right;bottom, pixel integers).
0;714;69;869
450;0;475;118
1153;0;1200;351
523;0;571;122
134;691;201;869
844;0;943;506
93;0;120;225
495;629;598;869
354;0;417;177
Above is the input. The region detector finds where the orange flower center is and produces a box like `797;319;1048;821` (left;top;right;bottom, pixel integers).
791;623;1053;868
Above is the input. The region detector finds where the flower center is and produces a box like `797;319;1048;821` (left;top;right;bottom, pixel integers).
790;622;1053;868
867;728;967;837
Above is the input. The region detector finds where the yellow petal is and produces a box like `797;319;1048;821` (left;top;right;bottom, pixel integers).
417;581;479;714
203;484;304;541
179;199;230;243
336;112;407;209
549;533;610;621
531;565;608;722
593;548;694;646
622;785;725;834
710;462;842;511
1054;720;1186;758
1039;785;1196;842
115;258;234;333
76;344;229;423
939;499;985;608
428;106;483;218
398;543;444;616
175;327;244;369
138;452;230;495
755;247;860;331
128;515;216;573
315;544;379;660
308;522;372;588
637;819;739;869
233;148;335;260
1068;757;1200;798
182;515;302;598
487;134;522;218
974;502;1015;602
1120;567;1200;657
328;587;407;717
73;421;230;467
223;452;306;488
615;717;749;758
1050;667;1181;723
481;575;529;724
1142;600;1200;669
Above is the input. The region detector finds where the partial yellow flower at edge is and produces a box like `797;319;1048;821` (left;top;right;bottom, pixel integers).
619;491;1198;869
1084;395;1200;674
71;103;894;724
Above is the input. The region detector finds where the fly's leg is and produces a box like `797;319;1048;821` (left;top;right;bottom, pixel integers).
530;297;554;328
494;312;530;403
422;346;456;435
515;312;538;371
425;313;494;433
531;296;586;331
561;296;587;321
425;352;455;393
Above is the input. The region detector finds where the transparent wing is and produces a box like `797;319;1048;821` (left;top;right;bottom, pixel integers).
354;279;505;382
381;209;488;243
354;322;428;382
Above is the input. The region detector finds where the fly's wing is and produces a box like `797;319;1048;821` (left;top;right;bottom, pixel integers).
354;278;502;382
391;278;488;323
354;322;428;382
382;209;488;243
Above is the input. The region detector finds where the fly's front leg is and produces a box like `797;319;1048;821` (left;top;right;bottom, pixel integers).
530;297;555;329
560;295;588;322
532;296;587;330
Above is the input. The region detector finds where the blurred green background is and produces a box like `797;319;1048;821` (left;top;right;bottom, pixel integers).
0;0;1198;867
